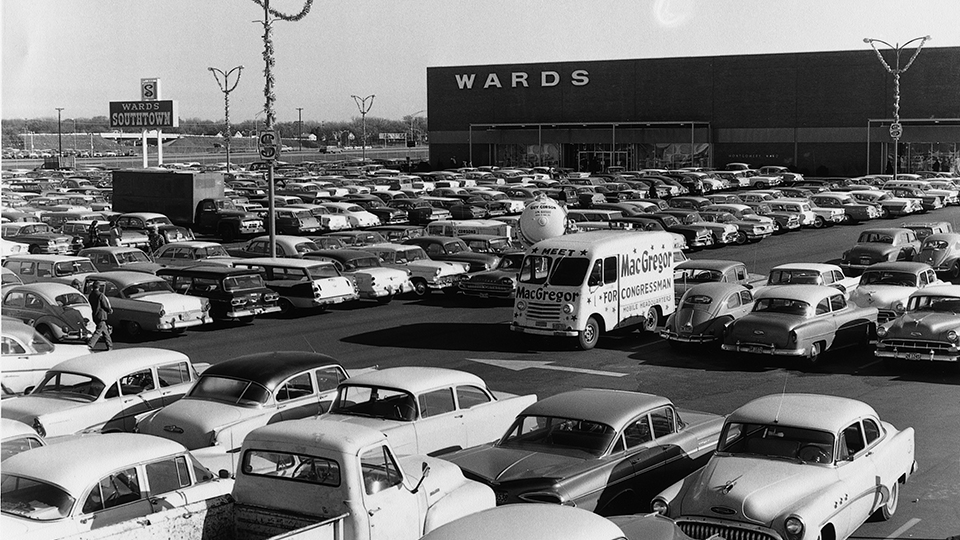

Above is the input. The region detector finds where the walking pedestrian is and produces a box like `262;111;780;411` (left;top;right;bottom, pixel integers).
108;218;122;247
87;220;100;248
87;282;113;351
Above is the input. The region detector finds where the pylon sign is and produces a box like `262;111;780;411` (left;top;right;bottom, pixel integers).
889;122;903;139
258;129;280;161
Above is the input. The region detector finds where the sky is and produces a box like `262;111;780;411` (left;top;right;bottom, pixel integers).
3;0;959;124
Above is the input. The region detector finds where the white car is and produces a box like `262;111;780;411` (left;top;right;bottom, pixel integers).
360;243;470;296
1;418;45;461
287;203;353;231
1;319;90;396
303;249;414;303
0;348;203;438
318;202;380;228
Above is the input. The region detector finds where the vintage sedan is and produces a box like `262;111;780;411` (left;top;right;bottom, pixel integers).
0;222;73;254
443;389;725;515
272;207;323;235
849;262;943;323
0;433;229;540
303;249;414;303
226;235;319;259
323;230;388;247
839;228;922;276
232;257;359;313
901;220;953;241
810;193;881;223
459;251;525;300
325;367;537;457
403;236;502;273
661;283;754;346
1;283;95;343
913;232;960;279
286;203;352;231
115;212;194;244
83;272;213;335
2;254;97;288
137;352;355;451
765;263;860;294
1;418;45;461
0;348;202;438
652;394;917;540
318;202;380;228
847;190;923;217
674;259;764;303
360;243;470;296
157;265;281;322
153;241;235;268
722;285;878;367
77;246;162;274
875;285;960;363
1;319;89;395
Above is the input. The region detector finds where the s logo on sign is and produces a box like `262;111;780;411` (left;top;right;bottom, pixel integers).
258;130;280;161
141;78;159;101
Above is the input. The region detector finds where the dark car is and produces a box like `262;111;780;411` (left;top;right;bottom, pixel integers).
115;212;195;244
403;236;501;272
345;194;409;224
458;251;525;299
387;198;439;225
0;222;74;255
368;225;426;243
157;265;281;323
646;214;715;250
323;230;387;247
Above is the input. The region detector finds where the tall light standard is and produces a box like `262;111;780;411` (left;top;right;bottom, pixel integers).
296;107;303;152
72;119;78;154
55;107;64;163
863;35;932;178
208;65;244;174
351;94;375;161
407;109;425;147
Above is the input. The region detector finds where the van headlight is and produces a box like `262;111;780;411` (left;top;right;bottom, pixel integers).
517;301;527;311
561;303;574;314
947;330;958;343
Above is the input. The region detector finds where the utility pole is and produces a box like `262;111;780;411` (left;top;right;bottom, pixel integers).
55;107;64;165
209;65;244;174
351;94;375;162
296;107;303;152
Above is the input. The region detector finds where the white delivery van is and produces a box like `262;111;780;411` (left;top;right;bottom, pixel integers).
512;230;675;350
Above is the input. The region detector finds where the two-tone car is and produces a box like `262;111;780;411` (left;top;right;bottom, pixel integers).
702;205;776;242
115;212;194;244
846;190;923;218
444;389;725;515
157;265;281;323
722;285;878;367
77;246;162;274
0;222;73;254
764;263;860;295
153;241;236;268
403;236;502;273
0;348;203;438
458;250;525;300
652;394;917;540
2;254;98;289
1;283;95;343
83;272;213;336
0;433;229;540
1;318;90;396
303;249;414;303
232;257;359;313
227;235;319;259
913;232;960;280
137;352;355;452
875;285;960;364
839;228;922;276
810;193;881;223
848;262;944;323
781;197;846;227
661;283;755;346
359;242;470;296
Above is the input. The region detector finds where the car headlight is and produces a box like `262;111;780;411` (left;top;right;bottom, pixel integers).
876;325;888;338
651;499;669;515
33;417;46;438
784;516;804;540
894;302;905;313
947;330;958;343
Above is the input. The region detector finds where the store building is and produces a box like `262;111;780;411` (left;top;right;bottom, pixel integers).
426;47;960;176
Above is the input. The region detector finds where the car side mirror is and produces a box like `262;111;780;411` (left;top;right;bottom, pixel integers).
218;469;231;479
409;462;431;494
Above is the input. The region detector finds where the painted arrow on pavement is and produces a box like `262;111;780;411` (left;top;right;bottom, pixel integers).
466;358;628;378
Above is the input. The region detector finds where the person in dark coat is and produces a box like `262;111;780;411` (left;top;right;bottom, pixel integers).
87;282;113;351
87;220;100;248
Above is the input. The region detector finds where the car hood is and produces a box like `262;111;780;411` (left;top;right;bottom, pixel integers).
883;311;960;340
119;262;164;274
131;292;206;312
445;444;589;484
407;260;468;275
137;398;248;449
850;285;914;308
0;394;86;424
847;244;899;257
677;455;832;525
915;248;954;267
465;269;517;282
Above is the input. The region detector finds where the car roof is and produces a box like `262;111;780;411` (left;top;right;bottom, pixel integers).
244;417;386;456
858;228;913;236
234;257;336;269
4;254;88;262
157;265;262;278
200;351;343;391
1;418;39;441
89;271;164;285
770;263;840;272
421;505;624;540
119;212;167;219
681;282;750;298
304;249;378;261
910;284;960;298
677;259;744;271
922;232;960;241
2;433;188;497
51;348;191;381
754;284;844;302
4;282;88;299
727;394;877;434
342;367;486;395
861;261;932;273
0;319;38;343
78;246;143;254
520;389;672;432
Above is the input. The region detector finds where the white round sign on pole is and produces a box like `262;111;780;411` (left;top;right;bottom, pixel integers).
889;122;902;139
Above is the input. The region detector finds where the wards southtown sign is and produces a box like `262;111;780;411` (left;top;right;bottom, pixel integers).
454;69;590;90
109;100;179;128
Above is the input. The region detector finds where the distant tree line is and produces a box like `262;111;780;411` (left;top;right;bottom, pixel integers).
1;115;427;149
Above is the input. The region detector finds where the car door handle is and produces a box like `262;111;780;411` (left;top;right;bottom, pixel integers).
368;507;381;516
454;414;463;419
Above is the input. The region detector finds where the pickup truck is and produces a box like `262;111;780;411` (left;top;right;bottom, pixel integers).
55;419;495;540
674;259;766;303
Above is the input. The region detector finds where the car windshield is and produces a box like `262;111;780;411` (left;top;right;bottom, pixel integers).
53;260;97;276
145;217;173;226
187;375;270;406
907;295;960;314
33;371;105;401
294;241;319;254
498;254;525;270
676;268;723;282
0;475;76;521
753;298;813;317
718;422;835;464
860;271;917;287
331;385;417;421
30;332;55;354
122;280;174;297
198;246;229;258
224;274;265;291
920;240;949;250
117;250;151;263
401;247;428;262
768;270;823;285
498;415;617;458
306;264;341;279
344;257;380;271
858;232;893;244
55;292;87;307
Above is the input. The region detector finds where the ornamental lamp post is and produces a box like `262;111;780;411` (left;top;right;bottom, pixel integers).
208;65;244;174
351;94;375;162
863;35;931;178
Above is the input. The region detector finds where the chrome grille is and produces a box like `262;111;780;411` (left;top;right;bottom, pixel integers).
679;522;777;540
461;281;512;293
877;310;897;324
525;302;561;320
878;339;954;353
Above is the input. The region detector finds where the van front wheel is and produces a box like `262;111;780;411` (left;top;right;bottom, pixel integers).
578;316;601;350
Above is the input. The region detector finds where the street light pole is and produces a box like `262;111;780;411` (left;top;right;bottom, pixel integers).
55;107;64;165
863;35;931;178
351;94;375;162
407;109;425;147
296;107;303;152
208;65;244;174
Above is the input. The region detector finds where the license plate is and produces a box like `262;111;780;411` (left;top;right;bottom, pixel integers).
904;352;922;360
745;346;764;354
535;321;547;327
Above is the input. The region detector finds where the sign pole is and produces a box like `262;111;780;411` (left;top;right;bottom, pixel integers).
142;130;148;167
